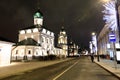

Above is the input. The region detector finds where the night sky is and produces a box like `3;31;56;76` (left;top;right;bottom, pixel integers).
0;0;105;48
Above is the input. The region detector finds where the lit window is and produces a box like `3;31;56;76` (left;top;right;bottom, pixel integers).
20;30;25;34
33;28;38;32
26;29;32;33
47;31;50;35
41;37;44;42
31;35;34;38
51;33;54;36
62;31;66;35
37;19;43;25
25;36;27;39
42;29;46;33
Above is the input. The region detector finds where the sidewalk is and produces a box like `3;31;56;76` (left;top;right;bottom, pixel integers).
0;58;72;79
94;58;120;79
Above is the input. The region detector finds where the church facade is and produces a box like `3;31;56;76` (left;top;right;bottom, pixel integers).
11;10;67;61
58;26;68;57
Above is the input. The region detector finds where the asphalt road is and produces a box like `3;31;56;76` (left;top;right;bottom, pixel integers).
1;56;119;80
55;56;119;80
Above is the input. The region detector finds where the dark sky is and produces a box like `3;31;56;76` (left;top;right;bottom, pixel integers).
0;0;105;48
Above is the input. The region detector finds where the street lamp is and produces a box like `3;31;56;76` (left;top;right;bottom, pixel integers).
91;32;97;55
91;32;99;61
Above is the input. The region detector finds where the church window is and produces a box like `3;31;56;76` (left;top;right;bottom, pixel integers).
47;31;50;35
50;39;52;44
28;50;31;54
47;38;49;43
33;28;38;32
51;33;54;36
36;52;38;55
41;37;44;42
26;29;31;33
25;36;27;40
16;50;18;54
42;29;46;33
20;30;25;34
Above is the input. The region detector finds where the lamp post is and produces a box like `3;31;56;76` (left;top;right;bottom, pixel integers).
91;32;99;61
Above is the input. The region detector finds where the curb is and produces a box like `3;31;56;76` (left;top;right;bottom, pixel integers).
95;61;120;79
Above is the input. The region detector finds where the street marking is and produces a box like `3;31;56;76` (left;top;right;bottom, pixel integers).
53;60;79;80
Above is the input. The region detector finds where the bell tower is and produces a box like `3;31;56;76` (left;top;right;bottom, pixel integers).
34;10;43;27
58;26;68;56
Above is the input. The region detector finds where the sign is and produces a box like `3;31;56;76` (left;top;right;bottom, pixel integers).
109;33;116;42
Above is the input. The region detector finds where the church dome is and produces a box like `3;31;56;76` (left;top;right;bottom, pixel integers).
60;26;66;35
61;26;65;32
34;10;43;19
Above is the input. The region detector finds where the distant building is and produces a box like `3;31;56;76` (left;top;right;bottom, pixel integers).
12;9;66;61
58;26;68;57
89;32;97;55
97;24;119;59
68;41;78;56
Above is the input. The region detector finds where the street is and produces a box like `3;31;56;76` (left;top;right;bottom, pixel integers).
1;56;119;80
55;56;119;80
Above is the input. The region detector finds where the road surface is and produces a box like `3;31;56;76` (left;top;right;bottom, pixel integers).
1;56;119;80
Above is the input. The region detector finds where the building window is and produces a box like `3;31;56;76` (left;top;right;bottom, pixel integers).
28;50;31;55
33;28;38;32
20;30;25;34
16;50;18;54
47;38;49;43
26;29;32;33
50;39;52;44
36;52;38;55
41;37;44;42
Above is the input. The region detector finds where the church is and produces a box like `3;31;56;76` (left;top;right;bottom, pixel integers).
11;9;68;61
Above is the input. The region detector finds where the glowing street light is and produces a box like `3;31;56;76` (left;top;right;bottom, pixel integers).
91;32;99;61
92;32;96;36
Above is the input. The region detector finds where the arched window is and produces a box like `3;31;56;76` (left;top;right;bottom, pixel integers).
16;50;18;54
28;50;31;54
41;37;44;42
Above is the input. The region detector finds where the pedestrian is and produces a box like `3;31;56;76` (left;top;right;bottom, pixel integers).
90;53;94;62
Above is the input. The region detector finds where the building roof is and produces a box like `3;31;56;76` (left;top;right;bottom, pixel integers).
19;25;44;30
61;26;65;32
34;10;43;19
17;38;39;46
